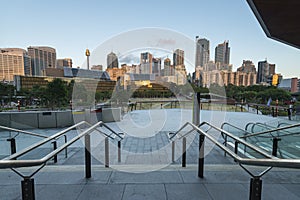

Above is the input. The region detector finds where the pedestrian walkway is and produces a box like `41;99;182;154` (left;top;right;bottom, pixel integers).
1;109;300;199
1;163;299;199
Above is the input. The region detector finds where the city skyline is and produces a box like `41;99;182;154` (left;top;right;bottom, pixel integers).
0;1;299;78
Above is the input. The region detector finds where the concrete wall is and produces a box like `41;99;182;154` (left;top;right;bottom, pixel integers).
11;112;39;129
0;111;74;129
0;108;121;129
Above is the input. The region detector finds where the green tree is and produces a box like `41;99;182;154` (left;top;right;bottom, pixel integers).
46;78;68;109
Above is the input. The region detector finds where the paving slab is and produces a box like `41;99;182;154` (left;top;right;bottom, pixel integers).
77;184;125;200
122;184;166;200
165;183;212;200
204;183;248;200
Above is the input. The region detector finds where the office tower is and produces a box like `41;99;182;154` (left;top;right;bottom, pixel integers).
257;60;276;83
195;37;210;68
152;58;161;76
57;58;72;68
173;49;184;66
107;52;119;69
140;52;153;74
164;57;174;76
237;60;256;73
27;46;56;76
215;41;230;65
0;48;31;82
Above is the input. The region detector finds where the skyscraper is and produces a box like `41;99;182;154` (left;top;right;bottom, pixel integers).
0;48;31;82
195;37;210;68
152;58;161;76
140;52;153;74
257;60;276;83
163;57;174;76
215;41;230;65
27;46;56;76
107;52;119;69
173;49;184;66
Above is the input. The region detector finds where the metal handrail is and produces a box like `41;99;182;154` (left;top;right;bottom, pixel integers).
3;121;86;160
0;121;104;169
241;123;300;139
177;121;273;158
245;122;256;132
0;125;48;139
221;122;252;136
277;122;292;128
171;121;300;169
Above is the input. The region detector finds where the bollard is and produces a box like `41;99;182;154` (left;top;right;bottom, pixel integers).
182;137;186;167
85;134;91;178
105;137;109;168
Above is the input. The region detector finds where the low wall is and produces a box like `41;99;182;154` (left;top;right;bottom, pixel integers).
0;108;121;129
0;111;74;129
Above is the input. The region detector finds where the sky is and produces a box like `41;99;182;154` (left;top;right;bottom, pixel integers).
1;0;299;78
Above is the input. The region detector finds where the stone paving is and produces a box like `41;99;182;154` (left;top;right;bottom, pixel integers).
0;109;300;199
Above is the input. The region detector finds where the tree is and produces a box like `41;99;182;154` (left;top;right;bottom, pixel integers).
46;78;68;109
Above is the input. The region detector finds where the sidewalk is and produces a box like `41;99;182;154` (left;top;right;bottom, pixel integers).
1;164;299;200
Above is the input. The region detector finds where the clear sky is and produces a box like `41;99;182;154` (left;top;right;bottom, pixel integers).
1;0;299;78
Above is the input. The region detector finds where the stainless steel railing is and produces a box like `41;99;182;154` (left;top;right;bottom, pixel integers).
170;121;300;200
241;123;300;139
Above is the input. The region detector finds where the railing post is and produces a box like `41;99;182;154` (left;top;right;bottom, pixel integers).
234;141;239;162
272;137;281;157
172;141;175;163
64;135;68;158
182;137;186;167
85;134;91;178
193;92;201;125
118;140;121;163
224;135;227;157
198;133;205;178
249;177;262;200
21;177;35;200
105;137;109;168
52;141;57;163
7;138;16;155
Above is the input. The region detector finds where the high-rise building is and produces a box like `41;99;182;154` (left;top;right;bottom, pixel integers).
163;58;174;76
257;60;276;84
173;49;184;66
152;58;161;76
0;48;31;82
237;60;256;73
56;58;72;68
215;41;230;65
140;52;153;74
27;46;56;76
195;37;210;68
107;52;119;69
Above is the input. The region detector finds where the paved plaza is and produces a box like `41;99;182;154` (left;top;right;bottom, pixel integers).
0;109;300;199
